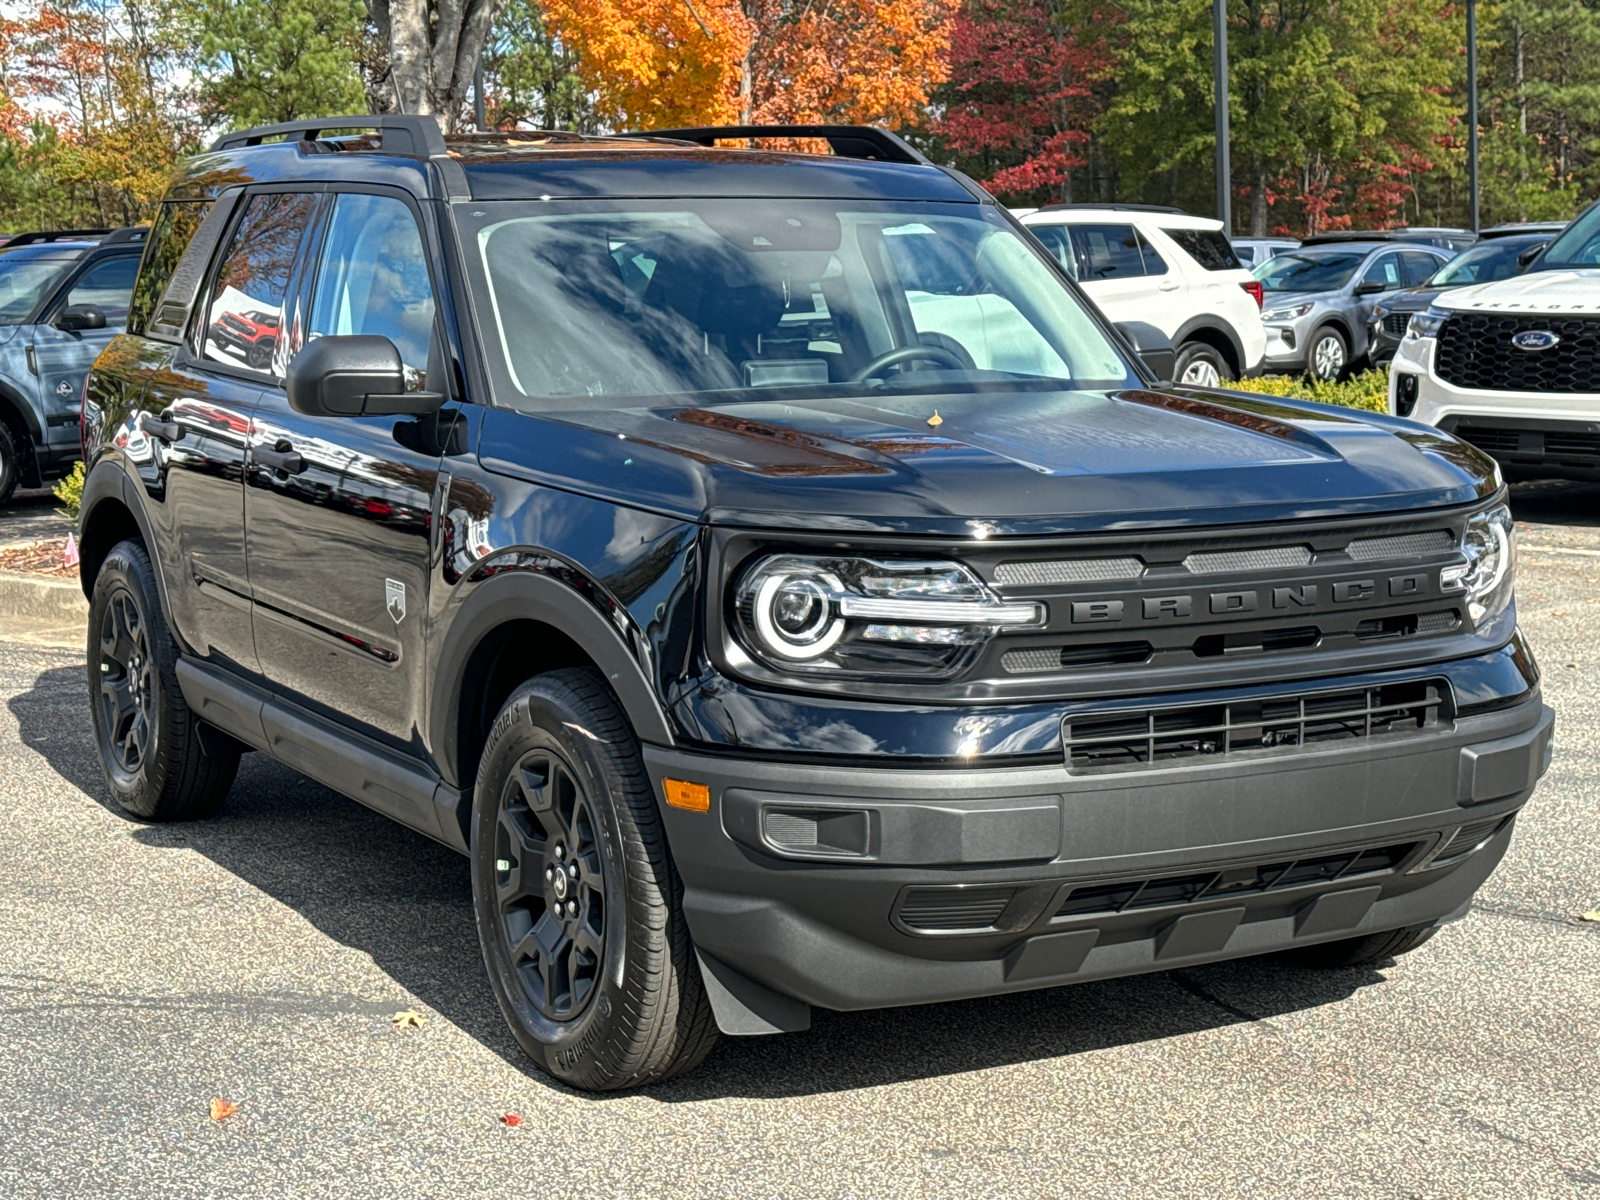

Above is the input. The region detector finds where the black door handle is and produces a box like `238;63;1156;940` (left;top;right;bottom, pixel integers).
139;411;184;442
254;440;306;475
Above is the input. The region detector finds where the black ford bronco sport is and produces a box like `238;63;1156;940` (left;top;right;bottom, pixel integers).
79;116;1554;1090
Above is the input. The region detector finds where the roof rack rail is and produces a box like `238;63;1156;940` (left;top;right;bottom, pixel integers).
101;226;149;245
634;125;930;166
210;115;448;159
4;229;112;246
1033;202;1188;215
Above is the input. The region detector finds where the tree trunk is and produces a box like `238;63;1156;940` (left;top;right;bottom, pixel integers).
1250;155;1267;236
367;0;507;131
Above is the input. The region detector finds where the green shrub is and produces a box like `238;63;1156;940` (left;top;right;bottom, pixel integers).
1225;369;1391;413
53;459;85;518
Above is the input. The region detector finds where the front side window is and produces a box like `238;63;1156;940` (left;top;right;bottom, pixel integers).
0;254;77;325
1026;225;1079;280
63;256;140;324
1254;251;1363;292
1534;204;1600;268
307;193;437;387
460;200;1134;411
202;192;318;375
1361;253;1402;289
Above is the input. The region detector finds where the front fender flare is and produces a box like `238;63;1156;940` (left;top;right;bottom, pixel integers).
77;458;176;620
430;568;677;789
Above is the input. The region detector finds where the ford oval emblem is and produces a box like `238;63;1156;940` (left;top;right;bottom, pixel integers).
1511;329;1561;352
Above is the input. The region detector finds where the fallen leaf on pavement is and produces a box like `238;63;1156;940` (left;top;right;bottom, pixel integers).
391;1010;427;1029
1581;911;1600;923
502;1113;523;1128
210;1098;238;1121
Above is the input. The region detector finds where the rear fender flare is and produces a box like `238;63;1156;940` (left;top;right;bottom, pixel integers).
1171;316;1245;376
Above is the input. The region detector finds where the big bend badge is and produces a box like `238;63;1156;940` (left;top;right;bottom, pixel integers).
385;578;406;624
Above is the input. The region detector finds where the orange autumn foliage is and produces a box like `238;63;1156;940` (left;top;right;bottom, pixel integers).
541;0;955;131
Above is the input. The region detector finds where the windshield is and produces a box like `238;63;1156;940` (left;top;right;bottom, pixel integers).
458;199;1135;411
0;255;76;324
1430;240;1541;286
1534;204;1600;269
1252;250;1365;292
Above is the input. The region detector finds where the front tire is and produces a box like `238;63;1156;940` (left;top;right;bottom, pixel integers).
87;539;240;820
0;420;20;507
1307;326;1349;381
471;668;718;1090
1174;342;1233;387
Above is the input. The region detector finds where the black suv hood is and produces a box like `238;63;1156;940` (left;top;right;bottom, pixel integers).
478;387;1496;536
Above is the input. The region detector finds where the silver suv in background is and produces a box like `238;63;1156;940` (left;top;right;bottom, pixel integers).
1254;240;1451;379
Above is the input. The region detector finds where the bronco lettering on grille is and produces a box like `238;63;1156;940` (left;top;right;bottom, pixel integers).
1067;573;1437;626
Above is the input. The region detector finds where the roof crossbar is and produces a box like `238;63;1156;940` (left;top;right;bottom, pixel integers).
210;115;448;159
635;125;930;166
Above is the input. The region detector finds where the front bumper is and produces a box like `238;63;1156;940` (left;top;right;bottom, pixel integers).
650;688;1552;1022
1262;322;1307;371
1389;336;1600;478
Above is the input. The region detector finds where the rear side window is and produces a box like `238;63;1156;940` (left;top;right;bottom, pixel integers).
1163;228;1243;271
1398;251;1441;286
63;256;140;323
202;192;318;376
127;202;212;336
1071;225;1145;280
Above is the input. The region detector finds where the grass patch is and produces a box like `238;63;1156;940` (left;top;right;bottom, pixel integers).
1225;369;1390;413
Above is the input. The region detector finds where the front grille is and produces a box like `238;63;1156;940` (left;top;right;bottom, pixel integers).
1458;427;1524;455
1053;841;1420;918
1346;529;1453;561
1183;545;1311;574
1436;312;1600;394
993;557;1144;586
1544;431;1600;458
898;887;1016;931
1384;312;1412;336
1063;680;1447;771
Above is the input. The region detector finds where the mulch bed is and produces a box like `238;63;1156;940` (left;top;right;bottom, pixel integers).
0;538;78;578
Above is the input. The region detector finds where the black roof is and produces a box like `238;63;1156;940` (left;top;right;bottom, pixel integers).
1034;202;1187;215
179;116;977;205
1479;221;1567;238
1300;229;1469;247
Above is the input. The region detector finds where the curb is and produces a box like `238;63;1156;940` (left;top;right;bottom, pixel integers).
0;569;88;623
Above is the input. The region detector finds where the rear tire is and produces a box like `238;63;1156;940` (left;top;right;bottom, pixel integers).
471;668;718;1090
1286;925;1438;968
1174;342;1233;387
87;539;240;820
0;420;20;507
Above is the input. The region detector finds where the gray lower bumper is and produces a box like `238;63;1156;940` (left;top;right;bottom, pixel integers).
647;696;1553;1029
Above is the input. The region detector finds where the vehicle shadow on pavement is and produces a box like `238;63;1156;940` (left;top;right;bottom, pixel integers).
12;662;1393;1101
1508;479;1600;528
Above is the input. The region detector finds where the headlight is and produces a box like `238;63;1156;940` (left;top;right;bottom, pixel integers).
734;555;1044;677
1261;303;1313;323
1405;307;1449;341
1442;505;1515;623
1372;304;1389;320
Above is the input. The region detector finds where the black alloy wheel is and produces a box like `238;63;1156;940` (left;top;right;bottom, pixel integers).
494;747;608;1022
96;587;155;777
87;539;240;820
472;668;718;1090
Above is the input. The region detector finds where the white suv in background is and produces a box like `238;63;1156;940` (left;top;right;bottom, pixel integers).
1021;205;1267;385
1389;200;1600;482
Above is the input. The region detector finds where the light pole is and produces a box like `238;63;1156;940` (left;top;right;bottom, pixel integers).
1467;0;1479;232
1214;0;1231;233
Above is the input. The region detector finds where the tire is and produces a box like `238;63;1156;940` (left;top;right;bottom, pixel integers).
1307;325;1349;381
1286;925;1438;969
471;668;718;1090
245;344;270;370
87;539;240;820
1174;342;1233;387
0;420;20;507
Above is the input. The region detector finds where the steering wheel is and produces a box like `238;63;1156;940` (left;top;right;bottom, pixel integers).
849;343;968;383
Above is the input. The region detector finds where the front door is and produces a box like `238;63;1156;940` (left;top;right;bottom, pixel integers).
32;254;141;462
245;189;450;751
1070;223;1167;329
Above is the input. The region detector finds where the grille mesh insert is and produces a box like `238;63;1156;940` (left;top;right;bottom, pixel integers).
1345;529;1453;561
1183;545;1312;574
1063;680;1447;771
993;557;1145;586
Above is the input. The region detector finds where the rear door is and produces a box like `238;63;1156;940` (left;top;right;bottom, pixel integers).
244;188;452;751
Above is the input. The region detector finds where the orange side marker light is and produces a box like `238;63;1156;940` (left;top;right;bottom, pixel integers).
663;779;711;812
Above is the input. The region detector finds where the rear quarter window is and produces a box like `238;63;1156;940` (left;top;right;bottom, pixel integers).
126;201;213;336
1162;228;1243;271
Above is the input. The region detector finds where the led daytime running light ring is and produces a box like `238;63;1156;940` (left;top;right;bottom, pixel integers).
752;571;845;660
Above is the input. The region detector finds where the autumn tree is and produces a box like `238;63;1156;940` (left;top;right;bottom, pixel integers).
539;0;955;132
365;0;508;128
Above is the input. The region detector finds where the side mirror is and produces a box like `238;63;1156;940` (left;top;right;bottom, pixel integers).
286;334;443;418
1114;320;1176;384
1516;245;1545;269
55;304;106;332
1353;280;1387;296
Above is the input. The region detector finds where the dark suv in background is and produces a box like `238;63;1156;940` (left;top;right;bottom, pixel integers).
0;227;146;504
78;117;1552;1091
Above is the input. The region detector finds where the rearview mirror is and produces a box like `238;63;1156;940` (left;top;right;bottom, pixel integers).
1114;321;1176;384
55;304;106;332
286;334;442;418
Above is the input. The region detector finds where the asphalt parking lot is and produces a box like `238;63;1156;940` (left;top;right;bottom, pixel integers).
1;481;1597;1199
